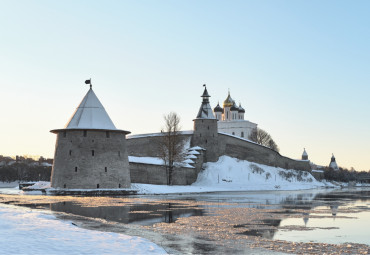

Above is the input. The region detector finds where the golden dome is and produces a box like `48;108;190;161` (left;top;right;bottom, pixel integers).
223;91;234;107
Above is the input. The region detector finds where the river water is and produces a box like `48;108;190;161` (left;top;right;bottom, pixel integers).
1;187;370;254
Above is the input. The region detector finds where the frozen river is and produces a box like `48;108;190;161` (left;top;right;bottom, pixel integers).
1;187;370;254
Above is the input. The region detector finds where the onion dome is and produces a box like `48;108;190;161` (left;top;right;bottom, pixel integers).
223;91;235;107
230;102;239;111
214;102;223;112
238;103;245;113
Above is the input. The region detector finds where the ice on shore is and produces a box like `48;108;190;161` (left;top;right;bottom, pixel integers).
0;204;167;255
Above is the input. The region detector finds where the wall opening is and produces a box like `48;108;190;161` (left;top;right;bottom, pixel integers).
75;167;77;172
92;150;95;156
118;151;121;156
63;184;66;188
232;132;235;135
83;130;87;137
241;132;244;138
63;131;66;138
69;150;72;156
97;184;99;189
205;139;208;143
207;126;209;130
106;131;110;138
119;184;121;188
105;167;107;172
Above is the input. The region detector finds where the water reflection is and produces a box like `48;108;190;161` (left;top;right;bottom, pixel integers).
274;189;370;245
49;201;203;225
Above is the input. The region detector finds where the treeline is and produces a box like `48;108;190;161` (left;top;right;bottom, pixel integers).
0;163;51;182
324;167;370;182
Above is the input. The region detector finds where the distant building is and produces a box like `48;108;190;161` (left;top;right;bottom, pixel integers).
302;148;308;160
213;91;257;139
329;154;339;171
50;85;131;189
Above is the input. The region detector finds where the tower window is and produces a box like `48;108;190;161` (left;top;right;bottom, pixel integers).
207;126;209;130
106;131;110;138
83;130;87;137
119;184;121;188
63;131;66;138
97;184;99;189
63;184;66;188
69;150;72;156
241;132;244;138
75;167;77;172
105;167;107;172
205;139;208;144
92;150;95;156
232;132;235;135
118;151;121;157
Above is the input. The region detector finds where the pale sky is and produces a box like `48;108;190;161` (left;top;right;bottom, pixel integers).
0;1;369;170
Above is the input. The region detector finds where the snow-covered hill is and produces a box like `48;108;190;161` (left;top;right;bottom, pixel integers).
193;156;329;191
132;156;334;194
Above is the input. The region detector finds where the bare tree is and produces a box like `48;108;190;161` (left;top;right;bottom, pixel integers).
249;128;280;152
158;112;185;185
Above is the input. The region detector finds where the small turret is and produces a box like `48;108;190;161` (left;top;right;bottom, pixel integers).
329;154;339;170
302;148;308;160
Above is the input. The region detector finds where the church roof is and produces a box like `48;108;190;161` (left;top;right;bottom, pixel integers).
223;91;235;107
238;103;245;113
230;102;239;111
214;102;223;112
51;87;129;133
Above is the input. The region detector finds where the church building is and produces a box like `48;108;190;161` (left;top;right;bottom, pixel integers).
213;91;257;139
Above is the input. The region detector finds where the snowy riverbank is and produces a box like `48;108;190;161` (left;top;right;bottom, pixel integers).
132;156;335;194
0;204;166;255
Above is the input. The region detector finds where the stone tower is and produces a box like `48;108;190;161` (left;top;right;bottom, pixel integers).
191;85;219;162
302;148;308;160
50;85;131;189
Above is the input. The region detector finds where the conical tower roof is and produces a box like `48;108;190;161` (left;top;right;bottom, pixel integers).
51;87;129;134
196;85;215;119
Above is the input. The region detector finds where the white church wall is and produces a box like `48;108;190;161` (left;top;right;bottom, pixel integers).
218;120;257;139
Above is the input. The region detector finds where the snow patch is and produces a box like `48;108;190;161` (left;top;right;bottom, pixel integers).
0;204;166;254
